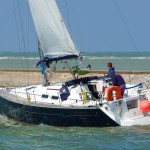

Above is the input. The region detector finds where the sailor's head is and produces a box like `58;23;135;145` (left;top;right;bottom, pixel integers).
107;62;112;67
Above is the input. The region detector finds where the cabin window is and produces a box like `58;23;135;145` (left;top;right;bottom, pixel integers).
41;94;49;98
51;96;59;100
126;99;138;110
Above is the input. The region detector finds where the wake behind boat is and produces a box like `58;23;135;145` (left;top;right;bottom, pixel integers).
0;0;150;127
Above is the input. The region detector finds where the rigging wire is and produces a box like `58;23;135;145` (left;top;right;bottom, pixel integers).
64;0;71;34
112;0;148;82
17;0;29;85
68;0;85;53
16;0;26;52
27;0;32;84
27;1;30;53
12;1;22;56
113;0;138;51
12;1;25;86
63;0;79;53
64;0;83;59
13;0;30;85
12;0;26;86
19;0;30;73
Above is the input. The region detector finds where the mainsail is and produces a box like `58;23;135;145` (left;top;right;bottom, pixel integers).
28;0;80;64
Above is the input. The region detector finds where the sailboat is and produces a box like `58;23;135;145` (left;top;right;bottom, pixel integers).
0;0;150;127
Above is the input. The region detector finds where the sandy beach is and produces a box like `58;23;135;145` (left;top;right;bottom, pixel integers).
0;69;150;87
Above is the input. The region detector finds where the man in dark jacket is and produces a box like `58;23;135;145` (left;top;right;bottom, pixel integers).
110;72;126;96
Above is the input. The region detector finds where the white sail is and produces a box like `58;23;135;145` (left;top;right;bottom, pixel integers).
28;0;80;61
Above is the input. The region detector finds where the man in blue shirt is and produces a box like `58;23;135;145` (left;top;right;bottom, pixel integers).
107;62;115;78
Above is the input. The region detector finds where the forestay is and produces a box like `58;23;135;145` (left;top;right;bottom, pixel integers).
28;0;80;63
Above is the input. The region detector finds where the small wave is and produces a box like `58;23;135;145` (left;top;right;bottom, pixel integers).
0;57;39;60
83;56;122;60
0;115;17;127
130;57;150;60
84;56;150;60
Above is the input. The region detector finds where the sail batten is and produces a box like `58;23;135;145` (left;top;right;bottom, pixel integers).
28;0;80;62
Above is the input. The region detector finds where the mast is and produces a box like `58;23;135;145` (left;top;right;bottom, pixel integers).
38;39;49;85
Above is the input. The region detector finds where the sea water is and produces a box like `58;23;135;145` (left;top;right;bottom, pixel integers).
1;51;150;71
0;115;150;150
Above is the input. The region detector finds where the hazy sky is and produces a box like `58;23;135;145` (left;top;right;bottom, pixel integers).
0;0;150;52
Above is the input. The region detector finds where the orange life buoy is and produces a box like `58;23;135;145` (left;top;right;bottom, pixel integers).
107;86;122;101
